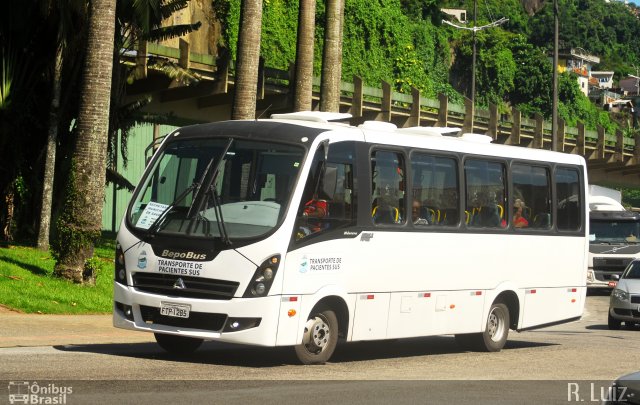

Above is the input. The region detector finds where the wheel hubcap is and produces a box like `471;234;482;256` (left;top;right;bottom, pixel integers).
302;316;331;353
487;308;505;342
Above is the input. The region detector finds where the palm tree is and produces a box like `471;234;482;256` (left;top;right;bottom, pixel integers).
37;0;87;251
232;0;263;120
294;0;316;112
53;0;117;284
38;0;200;251
319;0;344;112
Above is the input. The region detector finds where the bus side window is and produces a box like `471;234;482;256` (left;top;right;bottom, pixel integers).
512;164;551;230
556;167;582;231
371;150;406;225
464;159;506;229
411;153;459;226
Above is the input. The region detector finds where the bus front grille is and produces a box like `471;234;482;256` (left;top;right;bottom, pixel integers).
139;305;227;332
132;273;239;300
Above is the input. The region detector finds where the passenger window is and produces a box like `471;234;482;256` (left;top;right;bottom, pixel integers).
295;142;356;241
465;159;507;229
556;167;582;231
371;150;406;225
411;153;459;226
512;164;551;230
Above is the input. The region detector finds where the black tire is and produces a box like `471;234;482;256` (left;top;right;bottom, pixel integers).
294;308;339;365
154;333;203;355
608;313;622;330
455;302;510;352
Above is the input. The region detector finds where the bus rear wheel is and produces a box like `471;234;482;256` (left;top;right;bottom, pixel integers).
154;333;203;355
294;308;338;365
455;302;510;352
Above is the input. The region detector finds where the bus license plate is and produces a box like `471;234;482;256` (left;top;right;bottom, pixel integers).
160;302;190;318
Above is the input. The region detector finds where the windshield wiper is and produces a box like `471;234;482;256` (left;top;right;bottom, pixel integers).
146;157;215;238
186;138;234;244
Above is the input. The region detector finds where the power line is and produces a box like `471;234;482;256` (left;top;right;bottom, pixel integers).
442;1;508;132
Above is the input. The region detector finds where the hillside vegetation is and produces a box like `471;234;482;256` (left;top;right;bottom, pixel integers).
215;0;639;131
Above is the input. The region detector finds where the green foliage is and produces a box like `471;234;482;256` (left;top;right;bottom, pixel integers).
260;0;299;71
216;0;456;97
529;0;640;73
622;188;640;209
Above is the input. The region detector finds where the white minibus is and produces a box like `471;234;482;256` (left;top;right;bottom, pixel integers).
114;112;588;364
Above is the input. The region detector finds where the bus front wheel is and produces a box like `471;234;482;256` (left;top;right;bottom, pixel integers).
455;302;510;352
154;333;203;355
294;308;338;365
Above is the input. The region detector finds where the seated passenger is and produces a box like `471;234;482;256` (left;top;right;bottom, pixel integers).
412;199;429;226
513;199;529;228
295;196;329;240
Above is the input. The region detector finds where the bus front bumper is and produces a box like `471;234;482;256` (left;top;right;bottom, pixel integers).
112;281;292;347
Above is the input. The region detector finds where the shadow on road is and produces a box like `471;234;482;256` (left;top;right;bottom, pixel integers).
586;323;640;331
53;335;555;367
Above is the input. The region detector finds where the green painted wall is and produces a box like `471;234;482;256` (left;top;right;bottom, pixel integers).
102;124;179;232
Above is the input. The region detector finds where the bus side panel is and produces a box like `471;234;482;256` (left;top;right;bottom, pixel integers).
385;290;485;339
275;295;302;346
351;293;390;341
520;286;584;328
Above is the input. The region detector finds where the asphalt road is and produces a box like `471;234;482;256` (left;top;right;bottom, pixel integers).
1;293;638;404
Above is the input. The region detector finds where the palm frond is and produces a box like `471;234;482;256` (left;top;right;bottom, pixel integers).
145;22;202;42
0;50;12;109
132;0;162;34
159;0;189;20
148;57;200;84
106;167;136;191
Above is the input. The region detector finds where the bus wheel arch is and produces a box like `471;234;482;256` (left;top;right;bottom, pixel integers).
495;290;520;331
294;296;349;365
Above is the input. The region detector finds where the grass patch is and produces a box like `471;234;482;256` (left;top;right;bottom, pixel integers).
0;237;115;314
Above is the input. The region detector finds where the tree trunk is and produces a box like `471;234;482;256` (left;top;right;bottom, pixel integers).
319;0;344;112
53;0;117;284
294;0;316;112
37;44;63;251
2;183;15;243
232;0;263;120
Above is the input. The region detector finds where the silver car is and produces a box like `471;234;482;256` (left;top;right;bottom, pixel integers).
608;259;640;330
603;370;640;404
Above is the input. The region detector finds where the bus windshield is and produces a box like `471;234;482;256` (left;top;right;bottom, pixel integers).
590;219;640;244
129;137;306;240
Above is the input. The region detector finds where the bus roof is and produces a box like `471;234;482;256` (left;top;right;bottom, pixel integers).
171;112;586;167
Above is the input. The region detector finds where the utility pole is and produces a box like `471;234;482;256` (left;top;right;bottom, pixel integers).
471;0;477;110
552;0;559;151
443;0;507;132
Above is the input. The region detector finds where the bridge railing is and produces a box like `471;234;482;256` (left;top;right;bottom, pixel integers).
132;41;640;163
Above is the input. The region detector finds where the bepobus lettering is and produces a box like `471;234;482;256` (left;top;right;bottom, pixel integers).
161;250;207;260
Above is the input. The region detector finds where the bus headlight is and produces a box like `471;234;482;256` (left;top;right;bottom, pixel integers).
612;288;629;301
243;255;280;298
115;242;127;285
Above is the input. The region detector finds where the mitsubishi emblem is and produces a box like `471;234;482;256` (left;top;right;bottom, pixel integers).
173;278;186;289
